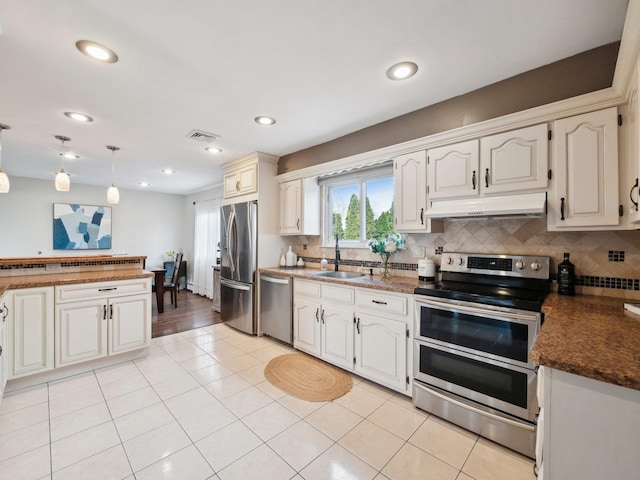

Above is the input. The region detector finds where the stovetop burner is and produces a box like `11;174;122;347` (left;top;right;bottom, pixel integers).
414;252;551;312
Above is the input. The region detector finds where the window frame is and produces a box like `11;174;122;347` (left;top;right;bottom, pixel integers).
322;167;394;248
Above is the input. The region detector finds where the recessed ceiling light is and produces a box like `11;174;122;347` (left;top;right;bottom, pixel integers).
386;61;418;80
205;146;222;154
76;40;119;63
138;182;151;187
254;116;276;126
59;152;79;160
64;112;94;123
161;169;175;175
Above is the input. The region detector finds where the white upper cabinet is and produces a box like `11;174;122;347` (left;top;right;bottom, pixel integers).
224;163;258;198
279;178;320;235
394;151;443;233
549;107;619;229
480;124;549;194
427;125;548;202
427;140;479;199
627;61;640;225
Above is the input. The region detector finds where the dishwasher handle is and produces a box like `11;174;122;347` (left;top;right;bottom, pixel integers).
262;276;290;285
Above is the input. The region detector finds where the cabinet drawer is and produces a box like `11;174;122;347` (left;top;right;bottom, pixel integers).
356;290;407;316
56;279;151;303
294;279;321;298
322;284;355;305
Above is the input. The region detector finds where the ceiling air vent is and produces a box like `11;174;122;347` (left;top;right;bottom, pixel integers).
186;129;219;142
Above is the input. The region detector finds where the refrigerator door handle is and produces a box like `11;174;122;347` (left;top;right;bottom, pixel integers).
261;276;290;285
227;210;237;275
221;278;251;291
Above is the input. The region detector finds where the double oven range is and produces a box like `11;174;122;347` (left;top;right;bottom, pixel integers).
413;252;550;458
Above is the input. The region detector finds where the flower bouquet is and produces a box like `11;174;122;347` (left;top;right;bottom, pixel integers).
367;233;402;278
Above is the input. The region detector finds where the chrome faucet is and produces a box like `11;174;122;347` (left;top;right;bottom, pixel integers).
335;234;340;271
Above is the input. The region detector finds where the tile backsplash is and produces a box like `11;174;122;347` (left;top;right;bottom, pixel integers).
286;218;640;297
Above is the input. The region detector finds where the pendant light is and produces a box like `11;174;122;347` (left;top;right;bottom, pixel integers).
54;135;71;192
0;123;11;193
106;145;120;204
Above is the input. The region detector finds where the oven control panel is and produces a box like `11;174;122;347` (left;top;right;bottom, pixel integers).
441;252;550;279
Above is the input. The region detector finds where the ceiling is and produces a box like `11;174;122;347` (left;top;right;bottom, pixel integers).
0;0;630;195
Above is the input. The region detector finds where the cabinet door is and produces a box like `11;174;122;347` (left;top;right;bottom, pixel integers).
0;295;7;404
224;164;258;198
7;287;54;378
551;107;619;228
427;140;479;199
280;179;303;234
293;297;321;356
109;294;151;354
480;124;549;194
321;304;354;370
56;299;107;367
394;151;428;231
354;313;407;392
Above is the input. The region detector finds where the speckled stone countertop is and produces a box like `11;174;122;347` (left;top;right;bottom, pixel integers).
259;267;425;294
0;269;154;297
530;293;640;391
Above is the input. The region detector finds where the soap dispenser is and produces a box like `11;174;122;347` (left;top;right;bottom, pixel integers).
320;254;328;271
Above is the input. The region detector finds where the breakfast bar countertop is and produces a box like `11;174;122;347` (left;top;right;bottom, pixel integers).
531;293;640;391
259;267;425;294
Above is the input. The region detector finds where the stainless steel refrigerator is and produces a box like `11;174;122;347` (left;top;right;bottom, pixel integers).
220;200;257;334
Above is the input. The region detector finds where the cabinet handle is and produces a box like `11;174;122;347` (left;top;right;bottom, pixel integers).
630;178;639;212
485;168;489;188
103;305;107;320
560;197;565;221
356;317;360;334
110;304;113;320
98;287;117;292
236;180;240;192
315;308;319;322
0;345;3;357
471;170;476;190
371;299;387;305
321;309;325;324
533;463;539;478
296;218;300;229
1;303;8;322
420;208;424;225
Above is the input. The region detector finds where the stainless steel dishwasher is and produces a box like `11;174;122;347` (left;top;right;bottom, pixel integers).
259;273;292;345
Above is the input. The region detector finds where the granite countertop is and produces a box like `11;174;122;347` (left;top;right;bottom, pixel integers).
530;293;640;391
259;267;425;294
0;269;154;296
0;255;147;265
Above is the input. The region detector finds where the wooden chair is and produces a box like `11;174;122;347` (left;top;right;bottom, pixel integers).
164;252;183;308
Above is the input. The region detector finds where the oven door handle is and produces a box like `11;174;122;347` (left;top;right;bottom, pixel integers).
419;383;536;432
414;296;538;322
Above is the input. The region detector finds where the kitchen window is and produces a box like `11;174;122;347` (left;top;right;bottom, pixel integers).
320;163;394;247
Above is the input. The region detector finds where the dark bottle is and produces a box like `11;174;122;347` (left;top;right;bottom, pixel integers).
557;252;575;296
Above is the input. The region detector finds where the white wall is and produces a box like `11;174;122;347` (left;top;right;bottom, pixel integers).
0;176;187;268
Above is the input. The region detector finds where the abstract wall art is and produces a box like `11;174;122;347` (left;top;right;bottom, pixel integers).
53;203;112;250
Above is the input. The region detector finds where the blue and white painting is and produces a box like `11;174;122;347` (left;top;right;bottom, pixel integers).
53;203;112;250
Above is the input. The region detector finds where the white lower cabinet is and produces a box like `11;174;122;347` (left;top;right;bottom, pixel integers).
293;279;412;394
0;293;8;404
540;367;640;479
55;279;152;367
5;287;54;379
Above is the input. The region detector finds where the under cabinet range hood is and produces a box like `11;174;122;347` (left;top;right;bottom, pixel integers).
426;192;547;219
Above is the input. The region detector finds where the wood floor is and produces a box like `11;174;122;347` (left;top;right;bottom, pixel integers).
151;290;222;338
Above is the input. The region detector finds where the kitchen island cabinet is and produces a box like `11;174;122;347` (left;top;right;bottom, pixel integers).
531;293;640;479
5;286;54;379
55;278;151;367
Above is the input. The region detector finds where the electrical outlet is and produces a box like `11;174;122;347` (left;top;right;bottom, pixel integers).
303;244;308;250
414;246;425;258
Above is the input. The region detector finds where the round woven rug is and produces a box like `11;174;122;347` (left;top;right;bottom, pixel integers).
264;353;353;402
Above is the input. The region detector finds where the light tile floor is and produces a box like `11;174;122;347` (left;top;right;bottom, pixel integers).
0;324;536;480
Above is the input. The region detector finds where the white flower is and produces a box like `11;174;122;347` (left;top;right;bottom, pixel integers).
384;241;397;253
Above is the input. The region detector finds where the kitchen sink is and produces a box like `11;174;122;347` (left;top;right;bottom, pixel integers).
312;271;365;279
